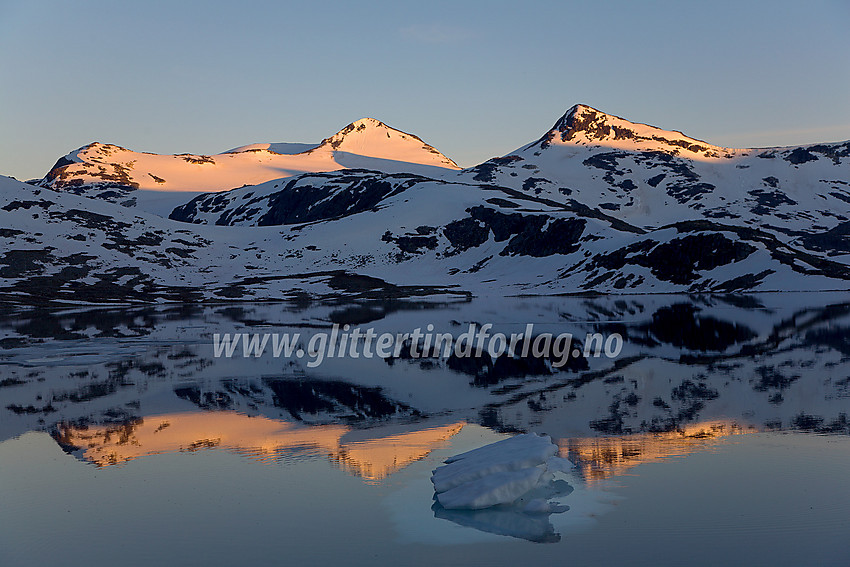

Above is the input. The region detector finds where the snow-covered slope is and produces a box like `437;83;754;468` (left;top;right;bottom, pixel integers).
4;166;850;305
464;105;850;249
37;118;459;215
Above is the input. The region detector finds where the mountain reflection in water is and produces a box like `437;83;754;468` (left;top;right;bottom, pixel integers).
53;411;463;481
2;293;849;546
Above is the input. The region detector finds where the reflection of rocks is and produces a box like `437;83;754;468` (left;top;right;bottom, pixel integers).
790;413;850;434
387;335;589;386
172;377;424;423
752;366;799;393
805;325;850;355
602;302;756;352
327;298;469;326
265;378;419;422
0;305;192;344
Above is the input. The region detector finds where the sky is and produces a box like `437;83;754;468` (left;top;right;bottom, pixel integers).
1;0;848;181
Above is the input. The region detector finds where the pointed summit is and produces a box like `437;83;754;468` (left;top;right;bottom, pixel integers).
316;117;397;151
550;104;612;139
533;104;726;157
313;118;459;169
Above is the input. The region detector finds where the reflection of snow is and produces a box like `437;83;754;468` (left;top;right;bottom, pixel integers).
55;410;464;480
562;420;755;483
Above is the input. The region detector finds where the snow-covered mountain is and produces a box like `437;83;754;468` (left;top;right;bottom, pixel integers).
36;118;459;215
465;105;850;245
4;104;850;301
171;105;850;257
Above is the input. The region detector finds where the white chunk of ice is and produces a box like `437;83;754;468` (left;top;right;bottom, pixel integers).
431;433;558;494
442;433;551;464
432;433;572;511
436;465;546;510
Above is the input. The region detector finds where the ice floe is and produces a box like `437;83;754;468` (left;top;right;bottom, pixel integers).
431;433;574;511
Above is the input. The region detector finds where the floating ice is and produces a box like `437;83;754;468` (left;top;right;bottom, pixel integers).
431;433;573;511
436;466;547;510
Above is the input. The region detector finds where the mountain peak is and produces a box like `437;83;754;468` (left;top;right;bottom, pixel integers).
318;118;408;150
555;103;602;127
550;104;643;143
313;118;459;168
534;104;725;157
351;117;386;128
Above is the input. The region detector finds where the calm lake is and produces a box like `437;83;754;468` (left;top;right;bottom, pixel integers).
1;294;849;566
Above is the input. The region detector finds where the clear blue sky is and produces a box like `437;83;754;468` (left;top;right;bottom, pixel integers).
1;0;848;180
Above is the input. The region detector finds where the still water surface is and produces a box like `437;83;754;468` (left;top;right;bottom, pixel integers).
1;294;849;566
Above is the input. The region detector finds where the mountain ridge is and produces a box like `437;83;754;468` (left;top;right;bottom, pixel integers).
2;104;849;302
36;118;460;215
